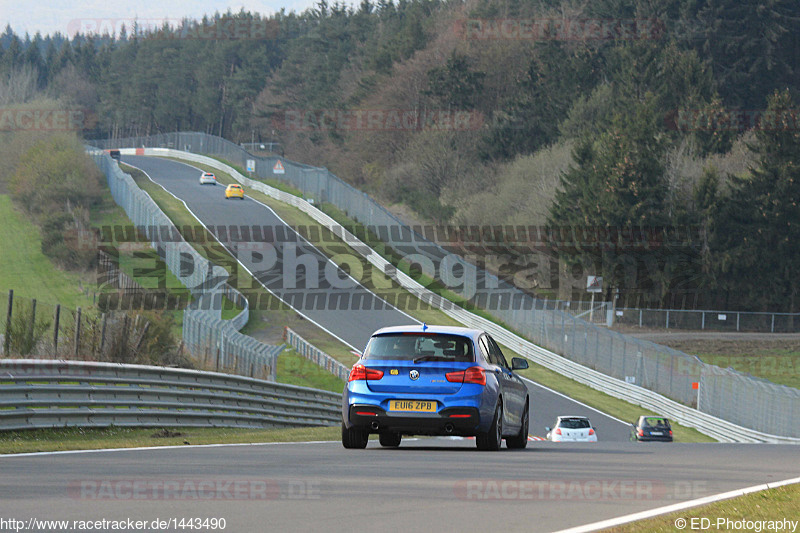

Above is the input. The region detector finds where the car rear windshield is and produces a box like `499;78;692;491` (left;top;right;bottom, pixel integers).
363;333;474;362
559;418;590;429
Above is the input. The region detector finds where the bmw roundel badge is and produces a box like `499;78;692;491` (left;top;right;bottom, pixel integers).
409;369;420;380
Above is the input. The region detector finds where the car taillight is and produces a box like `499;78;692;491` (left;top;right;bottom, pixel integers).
445;366;486;386
669;430;673;436
348;364;383;382
555;428;562;435
588;428;595;435
638;429;644;437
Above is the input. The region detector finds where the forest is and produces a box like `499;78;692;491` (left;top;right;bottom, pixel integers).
1;0;799;312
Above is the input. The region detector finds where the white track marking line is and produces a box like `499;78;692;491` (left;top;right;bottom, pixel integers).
554;476;800;533
155;156;420;325
521;376;630;427
123;159;360;351
0;440;341;458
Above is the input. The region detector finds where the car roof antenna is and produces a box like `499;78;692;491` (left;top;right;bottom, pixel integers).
422;323;428;331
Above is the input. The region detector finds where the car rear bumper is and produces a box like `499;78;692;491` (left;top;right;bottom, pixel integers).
346;404;481;436
636;435;673;442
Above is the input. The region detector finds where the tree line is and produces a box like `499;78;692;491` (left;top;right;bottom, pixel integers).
1;0;798;311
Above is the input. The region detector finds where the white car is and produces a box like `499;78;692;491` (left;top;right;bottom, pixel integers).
199;172;217;185
546;416;597;442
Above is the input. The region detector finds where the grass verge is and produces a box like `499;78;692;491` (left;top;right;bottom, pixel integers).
119;162;355;362
0;194;95;309
607;482;800;532
698;350;800;389
172;156;717;443
0;425;339;454
516;360;715;443
276;348;345;393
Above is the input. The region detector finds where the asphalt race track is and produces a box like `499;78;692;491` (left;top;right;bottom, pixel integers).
122;155;634;442
2;441;798;532
123;154;415;353
36;155;793;531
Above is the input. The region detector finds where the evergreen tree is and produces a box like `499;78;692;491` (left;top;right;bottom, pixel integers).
549;95;669;299
712;90;800;311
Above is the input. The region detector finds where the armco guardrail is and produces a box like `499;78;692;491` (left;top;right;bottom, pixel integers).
140;148;800;443
0;359;340;431
89;149;283;380
283;327;350;381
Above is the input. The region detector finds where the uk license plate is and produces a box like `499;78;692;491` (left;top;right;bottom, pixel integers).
389;400;436;412
650;431;662;435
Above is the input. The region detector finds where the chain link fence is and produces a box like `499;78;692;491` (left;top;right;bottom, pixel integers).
283;327;350;381
88;133;800;438
615;307;800;333
89;148;283;380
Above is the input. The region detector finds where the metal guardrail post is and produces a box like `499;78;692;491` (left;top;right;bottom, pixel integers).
74;307;82;358
94;140;800;441
4;290;12;355
27;299;37;352
53;304;60;354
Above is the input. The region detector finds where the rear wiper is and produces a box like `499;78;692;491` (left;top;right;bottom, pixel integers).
412;355;439;364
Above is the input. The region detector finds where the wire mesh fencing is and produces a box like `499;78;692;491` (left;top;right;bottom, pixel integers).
614;307;800;333
87;148;282;380
88;133;800;437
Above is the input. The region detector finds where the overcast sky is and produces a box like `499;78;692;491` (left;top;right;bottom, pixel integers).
2;0;340;37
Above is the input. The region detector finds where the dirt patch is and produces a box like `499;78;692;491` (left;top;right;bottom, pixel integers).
655;338;800;357
612;326;800;356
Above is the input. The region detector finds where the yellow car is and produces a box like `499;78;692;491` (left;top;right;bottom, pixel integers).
225;183;244;200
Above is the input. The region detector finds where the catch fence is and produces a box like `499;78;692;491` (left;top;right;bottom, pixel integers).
88;133;800;438
88;148;283;380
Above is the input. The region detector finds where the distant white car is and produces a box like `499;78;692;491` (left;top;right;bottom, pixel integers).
199;172;217;185
546;416;597;442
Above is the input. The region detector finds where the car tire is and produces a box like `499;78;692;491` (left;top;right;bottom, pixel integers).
476;403;503;451
341;422;368;449
505;402;528;449
378;431;401;448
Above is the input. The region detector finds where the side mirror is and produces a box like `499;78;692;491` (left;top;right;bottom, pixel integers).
511;357;529;371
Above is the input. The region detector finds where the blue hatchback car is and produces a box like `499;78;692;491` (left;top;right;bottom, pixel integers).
342;325;530;450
